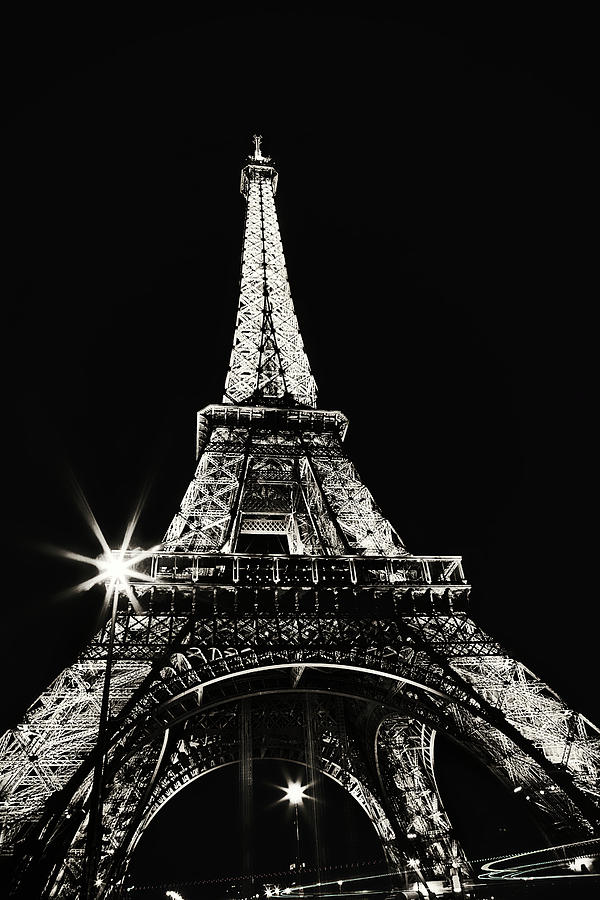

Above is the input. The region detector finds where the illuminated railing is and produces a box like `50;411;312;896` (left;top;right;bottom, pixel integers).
121;551;467;589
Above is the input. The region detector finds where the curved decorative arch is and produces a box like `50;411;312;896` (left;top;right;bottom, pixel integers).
8;617;599;897
121;632;598;836
47;689;403;897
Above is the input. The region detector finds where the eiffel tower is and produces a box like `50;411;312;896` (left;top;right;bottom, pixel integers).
2;136;599;898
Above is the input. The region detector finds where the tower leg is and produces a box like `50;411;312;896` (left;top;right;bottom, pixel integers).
374;715;469;896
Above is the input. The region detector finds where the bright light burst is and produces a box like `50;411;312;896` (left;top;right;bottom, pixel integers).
281;780;309;806
59;538;159;611
46;473;159;610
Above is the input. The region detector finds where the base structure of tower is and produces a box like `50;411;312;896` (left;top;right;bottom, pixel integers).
1;138;598;898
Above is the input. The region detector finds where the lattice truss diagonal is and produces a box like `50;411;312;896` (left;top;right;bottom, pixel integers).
412;615;600;803
0;660;151;850
161;410;406;555
223;148;316;407
162;425;246;551
376;718;470;880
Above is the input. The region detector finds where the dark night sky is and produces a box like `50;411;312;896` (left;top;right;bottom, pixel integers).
2;8;598;894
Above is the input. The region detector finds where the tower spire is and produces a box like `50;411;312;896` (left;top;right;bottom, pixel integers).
251;133;268;162
223;137;317;407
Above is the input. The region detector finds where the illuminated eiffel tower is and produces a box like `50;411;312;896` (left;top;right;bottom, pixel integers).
2;137;599;898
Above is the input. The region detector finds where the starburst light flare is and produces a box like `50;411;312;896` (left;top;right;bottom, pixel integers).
54;538;159;609
42;471;160;608
43;474;160;609
281;780;309;806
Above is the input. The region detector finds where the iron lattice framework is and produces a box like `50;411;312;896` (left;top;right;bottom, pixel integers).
223;135;316;408
1;137;598;898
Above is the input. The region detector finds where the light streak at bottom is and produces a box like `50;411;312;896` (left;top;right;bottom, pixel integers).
479;836;599;883
130;837;599;898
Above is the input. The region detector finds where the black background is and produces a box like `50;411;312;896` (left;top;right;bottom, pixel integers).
2;8;597;895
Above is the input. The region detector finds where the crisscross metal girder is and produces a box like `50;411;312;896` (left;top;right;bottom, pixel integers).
223;160;317;407
113;614;599;836
44;696;404;897
0;660;151;851
162;445;245;551
128;696;398;863
6;631;599;898
376;717;471;879
5;604;597;872
160;422;407;555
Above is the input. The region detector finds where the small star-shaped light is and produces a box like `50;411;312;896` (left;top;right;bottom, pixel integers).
53;493;159;606
281;780;309;806
42;475;161;614
92;544;159;605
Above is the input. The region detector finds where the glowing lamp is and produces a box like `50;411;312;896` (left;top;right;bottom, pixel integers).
282;781;308;806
